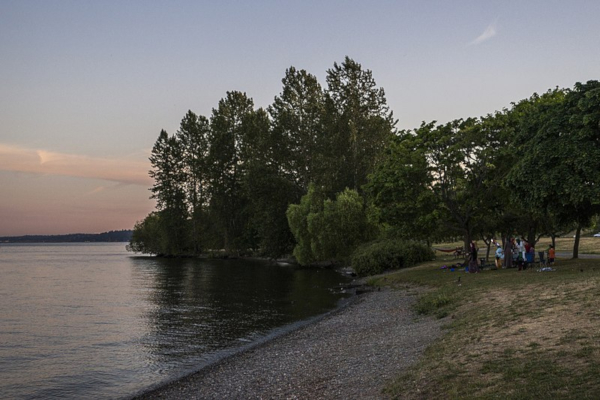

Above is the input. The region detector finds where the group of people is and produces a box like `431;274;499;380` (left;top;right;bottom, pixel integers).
467;237;555;273
494;237;555;270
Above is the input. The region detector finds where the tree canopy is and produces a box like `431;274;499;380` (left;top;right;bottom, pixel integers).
129;59;600;263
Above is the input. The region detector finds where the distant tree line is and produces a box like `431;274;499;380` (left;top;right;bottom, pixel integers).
2;230;133;243
130;57;600;264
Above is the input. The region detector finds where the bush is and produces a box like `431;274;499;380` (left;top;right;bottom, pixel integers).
350;239;434;276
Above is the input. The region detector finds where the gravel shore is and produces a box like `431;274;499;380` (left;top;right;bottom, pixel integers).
135;288;443;400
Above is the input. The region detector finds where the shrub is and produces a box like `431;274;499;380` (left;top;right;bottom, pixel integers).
350;239;434;276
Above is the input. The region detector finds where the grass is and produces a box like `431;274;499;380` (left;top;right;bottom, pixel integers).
369;253;600;399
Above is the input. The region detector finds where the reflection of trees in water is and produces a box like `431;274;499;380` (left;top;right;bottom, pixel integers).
129;257;350;366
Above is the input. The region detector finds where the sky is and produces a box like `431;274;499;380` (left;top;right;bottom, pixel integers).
1;0;599;236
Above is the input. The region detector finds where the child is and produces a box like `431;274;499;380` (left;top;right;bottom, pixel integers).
548;245;555;265
495;245;504;269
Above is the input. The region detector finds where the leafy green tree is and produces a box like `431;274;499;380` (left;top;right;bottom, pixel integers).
286;184;326;265
128;212;164;255
365;132;439;242
287;185;376;265
505;83;600;257
369;117;507;249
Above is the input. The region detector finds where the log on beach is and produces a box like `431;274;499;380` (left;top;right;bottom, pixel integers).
134;289;443;399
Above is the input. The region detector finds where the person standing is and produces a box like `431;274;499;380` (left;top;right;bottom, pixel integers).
495;245;504;269
548;245;555;265
516;238;526;260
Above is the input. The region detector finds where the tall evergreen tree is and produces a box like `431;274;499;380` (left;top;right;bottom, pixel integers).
148;130;189;254
176;111;210;253
208;91;255;253
269;67;326;193
324;57;396;193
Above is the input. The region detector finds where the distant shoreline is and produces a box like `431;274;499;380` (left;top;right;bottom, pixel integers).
0;230;132;243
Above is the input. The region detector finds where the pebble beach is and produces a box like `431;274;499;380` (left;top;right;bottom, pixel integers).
134;288;443;399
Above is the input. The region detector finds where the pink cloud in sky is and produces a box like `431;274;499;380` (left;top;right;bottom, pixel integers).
0;143;155;236
0;143;152;186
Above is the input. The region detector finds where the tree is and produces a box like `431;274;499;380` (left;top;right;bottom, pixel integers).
419;118;503;249
368;116;508;249
505;83;600;258
269;67;326;193
208;91;256;253
175;111;210;253
287;184;376;265
243;105;299;256
365;132;439;242
128;212;164;255
323;57;396;194
148;130;189;255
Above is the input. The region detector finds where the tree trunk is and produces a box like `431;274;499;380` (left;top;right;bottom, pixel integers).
463;231;471;260
526;228;537;247
573;224;581;259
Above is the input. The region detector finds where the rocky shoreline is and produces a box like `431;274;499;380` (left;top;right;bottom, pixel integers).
132;288;443;399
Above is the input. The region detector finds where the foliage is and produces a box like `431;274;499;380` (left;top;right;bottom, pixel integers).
148;131;190;255
350;239;434;276
322;57;397;194
365;133;439;241
287;185;376;265
131;57;397;257
505;82;600;256
129;212;166;255
268;66;326;193
132;60;600;262
367;117;508;248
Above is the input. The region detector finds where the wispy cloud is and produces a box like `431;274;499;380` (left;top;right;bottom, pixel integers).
469;21;498;45
0;143;152;186
85;186;107;196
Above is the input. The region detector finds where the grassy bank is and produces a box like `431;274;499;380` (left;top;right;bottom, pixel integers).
370;254;600;399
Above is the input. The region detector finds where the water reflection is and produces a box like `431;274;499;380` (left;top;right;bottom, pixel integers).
0;245;351;399
128;257;350;376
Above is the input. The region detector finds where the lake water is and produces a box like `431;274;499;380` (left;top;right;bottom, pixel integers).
0;243;351;399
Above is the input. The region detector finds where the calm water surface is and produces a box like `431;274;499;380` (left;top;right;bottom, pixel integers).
0;243;350;399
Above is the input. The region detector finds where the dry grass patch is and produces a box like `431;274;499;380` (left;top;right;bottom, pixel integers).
374;258;600;399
